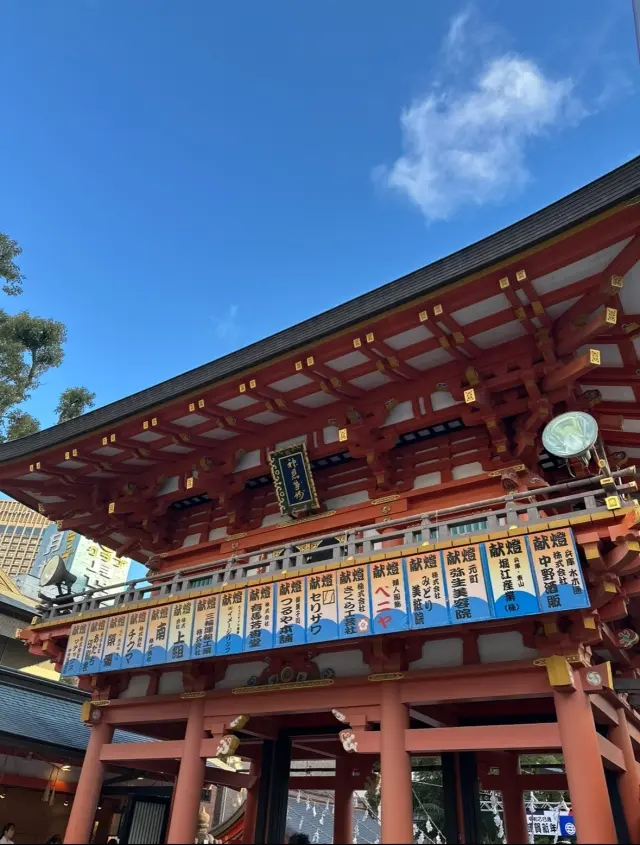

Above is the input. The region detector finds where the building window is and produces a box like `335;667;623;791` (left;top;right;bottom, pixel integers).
450;519;488;536
189;576;213;589
427;519;488;540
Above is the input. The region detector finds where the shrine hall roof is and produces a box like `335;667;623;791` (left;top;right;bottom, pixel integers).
0;154;639;464
0;666;153;755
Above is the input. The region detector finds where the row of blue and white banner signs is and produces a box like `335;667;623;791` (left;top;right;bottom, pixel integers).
61;527;588;677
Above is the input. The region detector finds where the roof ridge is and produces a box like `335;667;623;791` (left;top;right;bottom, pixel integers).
0;665;89;702
0;155;638;463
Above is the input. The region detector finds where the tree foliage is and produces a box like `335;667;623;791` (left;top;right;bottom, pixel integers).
56;387;97;423
412;761;447;841
367;755;571;844
0;233;95;441
0;233;24;296
4;409;40;442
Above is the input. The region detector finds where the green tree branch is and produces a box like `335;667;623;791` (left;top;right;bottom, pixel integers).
0;233;95;441
0;233;24;296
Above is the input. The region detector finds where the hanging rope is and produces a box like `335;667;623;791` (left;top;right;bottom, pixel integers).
489;791;505;844
285;790;380;844
411;784;447;844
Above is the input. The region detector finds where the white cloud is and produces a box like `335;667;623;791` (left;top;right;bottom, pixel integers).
377;10;585;221
213;304;239;340
443;8;471;64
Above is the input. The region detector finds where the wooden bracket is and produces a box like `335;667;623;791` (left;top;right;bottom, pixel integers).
578;662;613;694
544;655;577;692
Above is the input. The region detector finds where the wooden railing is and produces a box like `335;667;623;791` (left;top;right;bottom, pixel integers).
37;468;637;622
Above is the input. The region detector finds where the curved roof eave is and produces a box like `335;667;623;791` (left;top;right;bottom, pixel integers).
0;155;638;464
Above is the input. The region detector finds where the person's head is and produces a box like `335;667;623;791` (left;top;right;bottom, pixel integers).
106;839;119;845
1;824;15;840
288;835;311;845
46;836;62;845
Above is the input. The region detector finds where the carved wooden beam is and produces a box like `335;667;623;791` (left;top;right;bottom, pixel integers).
555;235;640;333
542;349;601;391
555;307;618;356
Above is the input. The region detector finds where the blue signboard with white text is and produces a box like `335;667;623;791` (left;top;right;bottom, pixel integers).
245;583;275;651
484;535;540;619
216;589;246;656
63;527;590;676
337;564;372;639
166;601;195;663
370;559;409;634
528;529;588;613
443;543;492;624
306;570;338;643
406;552;450;629
275;576;306;647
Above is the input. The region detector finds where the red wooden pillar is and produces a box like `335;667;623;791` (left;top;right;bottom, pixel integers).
610;710;640;843
242;752;261;845
380;682;413;845
501;754;528;845
64;720;113;845
334;757;354;844
554;688;617;844
166;697;206;844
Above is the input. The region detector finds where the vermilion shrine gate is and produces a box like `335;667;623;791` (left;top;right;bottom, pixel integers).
6;156;640;844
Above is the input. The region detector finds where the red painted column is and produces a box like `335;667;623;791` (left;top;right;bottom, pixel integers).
380;682;413;845
63;719;113;844
610;710;640;843
333;757;354;844
166;697;206;845
242;753;261;845
501;754;528;845
554;689;617;844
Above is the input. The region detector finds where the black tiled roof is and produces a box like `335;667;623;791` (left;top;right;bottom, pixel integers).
0;156;638;463
0;668;152;753
0;593;36;617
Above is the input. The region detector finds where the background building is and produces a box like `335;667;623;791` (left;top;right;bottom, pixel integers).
0;568;55;678
15;524;133;601
0;500;50;581
0;664;173;845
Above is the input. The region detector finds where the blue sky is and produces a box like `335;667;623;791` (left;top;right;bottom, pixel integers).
0;0;638;432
